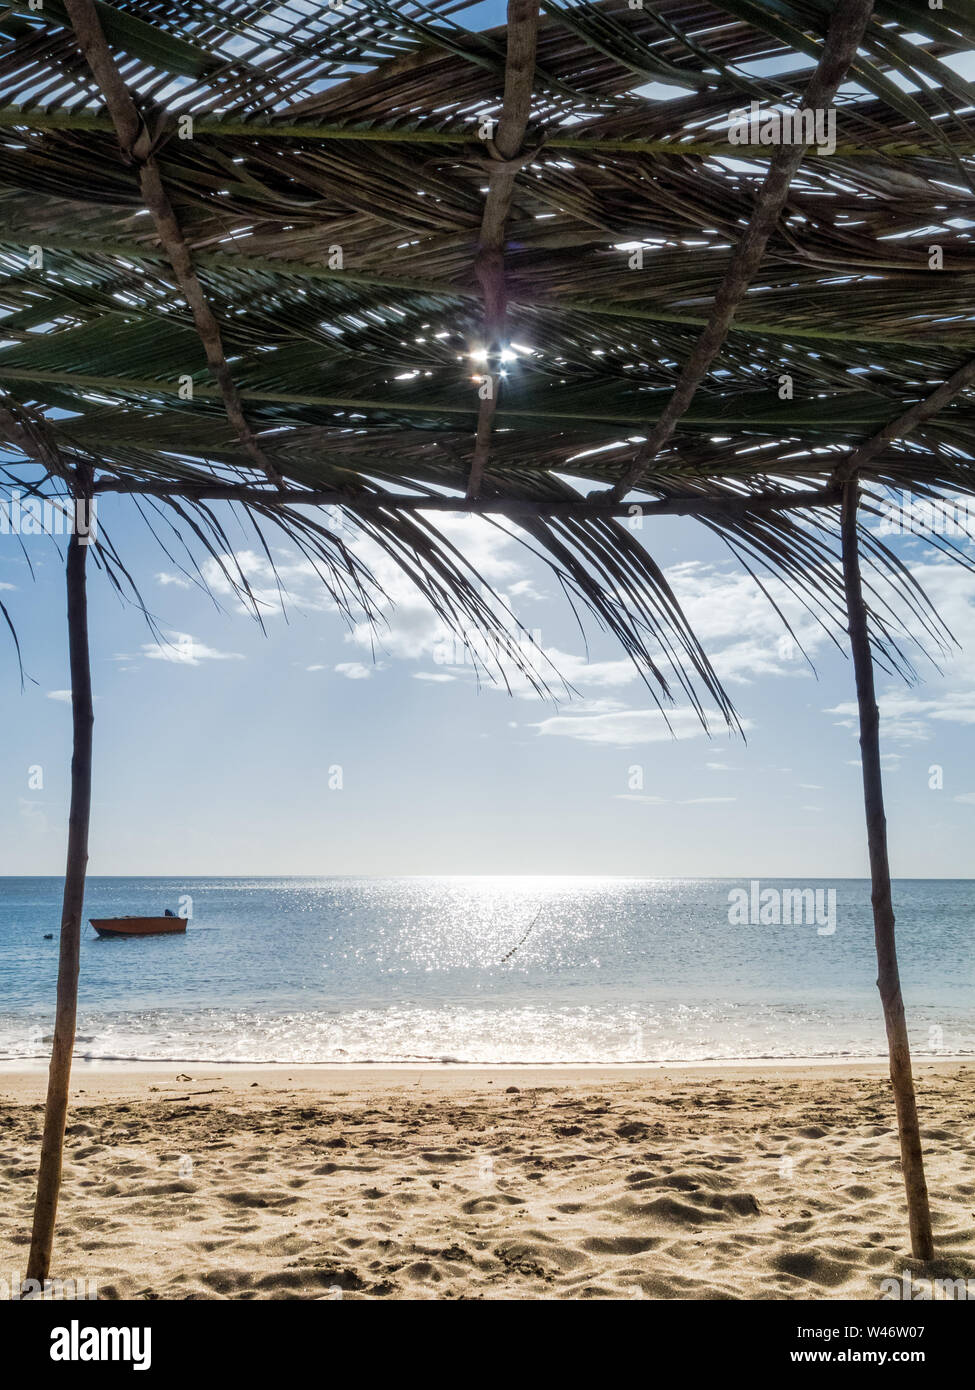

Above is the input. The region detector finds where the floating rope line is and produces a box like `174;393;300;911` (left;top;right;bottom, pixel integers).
500;905;543;964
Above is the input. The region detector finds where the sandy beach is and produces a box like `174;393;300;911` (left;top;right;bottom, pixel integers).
1;1061;973;1300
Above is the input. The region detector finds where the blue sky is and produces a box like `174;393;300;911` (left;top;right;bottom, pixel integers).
1;490;973;877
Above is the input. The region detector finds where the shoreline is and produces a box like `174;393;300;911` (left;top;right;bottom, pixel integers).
1;1054;968;1074
0;1056;966;1101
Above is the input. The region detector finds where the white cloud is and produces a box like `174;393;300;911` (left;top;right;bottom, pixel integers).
156;532;845;716
335;661;372;680
157;549;339;615
148;527;636;701
342;524;559;691
664;560;835;685
414;672;455;683
824;560;975;742
47;689;71;703
541;649;637;690
846;753;902;770
142;633;243;666
829;691;975;742
534;706;747;746
18;796;48;834
506;577;548;602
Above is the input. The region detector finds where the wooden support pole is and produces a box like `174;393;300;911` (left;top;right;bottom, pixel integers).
26;514;94;1283
840;477;935;1262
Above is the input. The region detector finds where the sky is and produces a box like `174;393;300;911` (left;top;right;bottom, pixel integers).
2;2;974;877
1;489;973;877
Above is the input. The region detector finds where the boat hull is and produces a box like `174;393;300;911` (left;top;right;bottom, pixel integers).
90;917;186;937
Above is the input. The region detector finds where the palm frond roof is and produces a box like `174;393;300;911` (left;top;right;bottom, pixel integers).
2;0;975;708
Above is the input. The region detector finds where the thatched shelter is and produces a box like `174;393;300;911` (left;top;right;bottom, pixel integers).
2;0;974;1282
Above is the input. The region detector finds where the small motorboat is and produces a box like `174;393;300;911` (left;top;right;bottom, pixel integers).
90;916;186;938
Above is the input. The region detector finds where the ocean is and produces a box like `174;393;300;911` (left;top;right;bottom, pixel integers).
0;876;971;1066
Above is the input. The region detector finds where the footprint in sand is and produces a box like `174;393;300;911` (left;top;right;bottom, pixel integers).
461;1193;526;1214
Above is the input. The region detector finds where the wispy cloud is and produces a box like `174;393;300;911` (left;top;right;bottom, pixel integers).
141;634;243;666
534;706;748;746
830;692;975;742
665;560;835;685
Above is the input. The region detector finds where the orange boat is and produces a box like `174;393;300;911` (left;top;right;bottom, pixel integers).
90;916;186;938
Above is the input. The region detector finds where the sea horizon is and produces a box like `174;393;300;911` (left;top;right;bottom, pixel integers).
5;873;974;879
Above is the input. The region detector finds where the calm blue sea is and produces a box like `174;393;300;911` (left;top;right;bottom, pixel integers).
0;877;972;1065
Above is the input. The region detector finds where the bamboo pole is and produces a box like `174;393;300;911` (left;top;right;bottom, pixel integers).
25;519;94;1284
840;477;934;1262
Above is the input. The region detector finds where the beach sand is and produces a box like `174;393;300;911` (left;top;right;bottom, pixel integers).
1;1062;973;1300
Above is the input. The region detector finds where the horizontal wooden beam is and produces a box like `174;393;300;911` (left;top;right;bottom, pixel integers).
610;0;876;504
92;477;840;519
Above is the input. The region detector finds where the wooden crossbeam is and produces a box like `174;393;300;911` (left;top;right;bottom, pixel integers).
609;0;877;503
62;0;285;490
467;0;540;501
90;477;840;520
832;357;975;487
